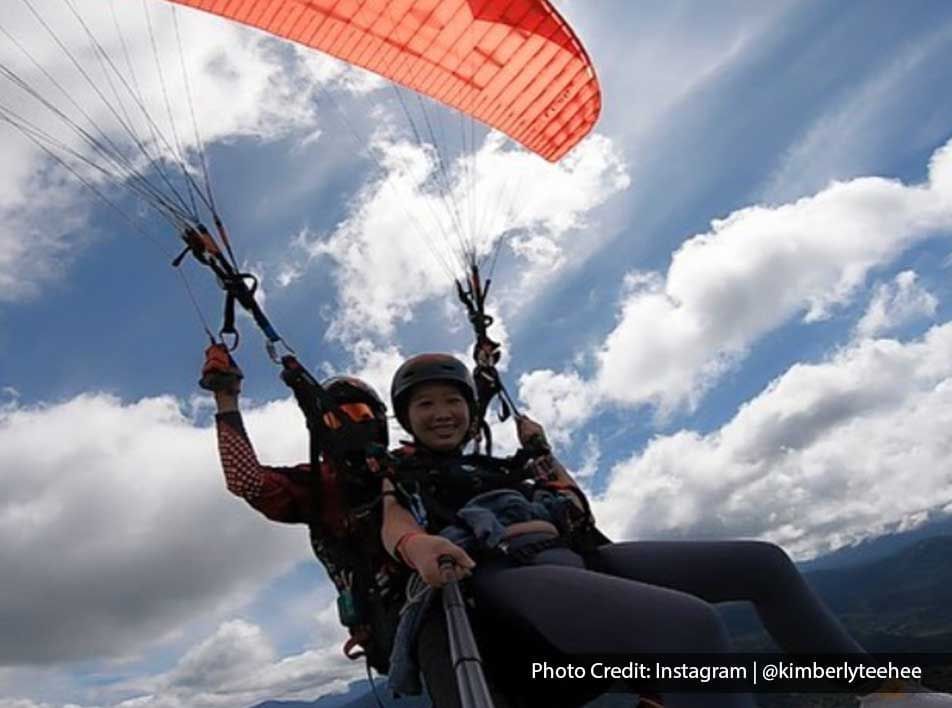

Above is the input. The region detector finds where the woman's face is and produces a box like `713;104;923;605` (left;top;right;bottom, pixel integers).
406;382;471;452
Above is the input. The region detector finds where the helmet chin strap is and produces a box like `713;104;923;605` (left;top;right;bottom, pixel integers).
466;419;483;452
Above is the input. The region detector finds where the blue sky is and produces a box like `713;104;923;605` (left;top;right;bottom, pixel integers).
2;1;952;706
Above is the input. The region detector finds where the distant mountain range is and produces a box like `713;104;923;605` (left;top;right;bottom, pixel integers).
252;522;952;708
798;514;952;571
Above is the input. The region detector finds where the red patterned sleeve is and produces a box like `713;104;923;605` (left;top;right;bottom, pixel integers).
215;411;314;523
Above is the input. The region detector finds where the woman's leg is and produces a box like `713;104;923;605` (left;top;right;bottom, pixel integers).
469;556;757;708
587;540;864;654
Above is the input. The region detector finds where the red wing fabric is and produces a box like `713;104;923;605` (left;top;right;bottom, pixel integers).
164;0;600;161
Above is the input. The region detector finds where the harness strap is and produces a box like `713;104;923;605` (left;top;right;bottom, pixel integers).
389;448;542;535
496;536;567;564
279;355;378;474
456;262;520;455
344;628;388;708
343;630;368;661
319;462;348;535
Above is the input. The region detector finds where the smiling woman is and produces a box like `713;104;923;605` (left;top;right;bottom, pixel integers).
378;352;952;708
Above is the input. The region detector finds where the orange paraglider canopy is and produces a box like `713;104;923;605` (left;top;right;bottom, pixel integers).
165;0;600;161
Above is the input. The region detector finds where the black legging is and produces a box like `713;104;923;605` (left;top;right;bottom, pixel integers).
417;539;865;708
586;541;864;656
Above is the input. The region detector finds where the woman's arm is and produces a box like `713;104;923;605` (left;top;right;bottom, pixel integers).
381;478;426;558
516;416;589;514
381;478;475;586
214;390;239;414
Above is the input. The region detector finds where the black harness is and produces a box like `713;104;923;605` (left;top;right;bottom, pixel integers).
389;446;538;533
280;358;406;675
391;445;613;565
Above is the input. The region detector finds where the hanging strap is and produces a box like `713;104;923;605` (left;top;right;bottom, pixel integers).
456;262;523;454
278;355;382;473
172;223;287;356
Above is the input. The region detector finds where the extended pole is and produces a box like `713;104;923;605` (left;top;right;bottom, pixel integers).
440;557;495;708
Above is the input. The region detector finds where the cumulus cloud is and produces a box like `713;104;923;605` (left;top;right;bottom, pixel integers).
855;270;938;338
0;611;359;708
307;131;629;344
593;322;952;559
0;392;322;666
108;618;359;708
598;139;952;409
337;339;406;403
518;368;600;446
519;138;952;430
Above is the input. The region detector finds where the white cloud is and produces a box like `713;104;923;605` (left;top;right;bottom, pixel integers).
0;610;358;708
855;270;938;338
0;391;323;666
109;618;359;708
599;139;952;408
0;177;92;302
519;138;952;429
341;340;406;406
141;621;278;697
593;322;952;560
0;701;82;708
574;434;602;480
518;368;600;446
307;131;628;344
0;664;106;708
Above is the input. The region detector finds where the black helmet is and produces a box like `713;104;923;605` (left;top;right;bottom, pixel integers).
390;353;477;433
323;376;387;413
320;376;389;451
